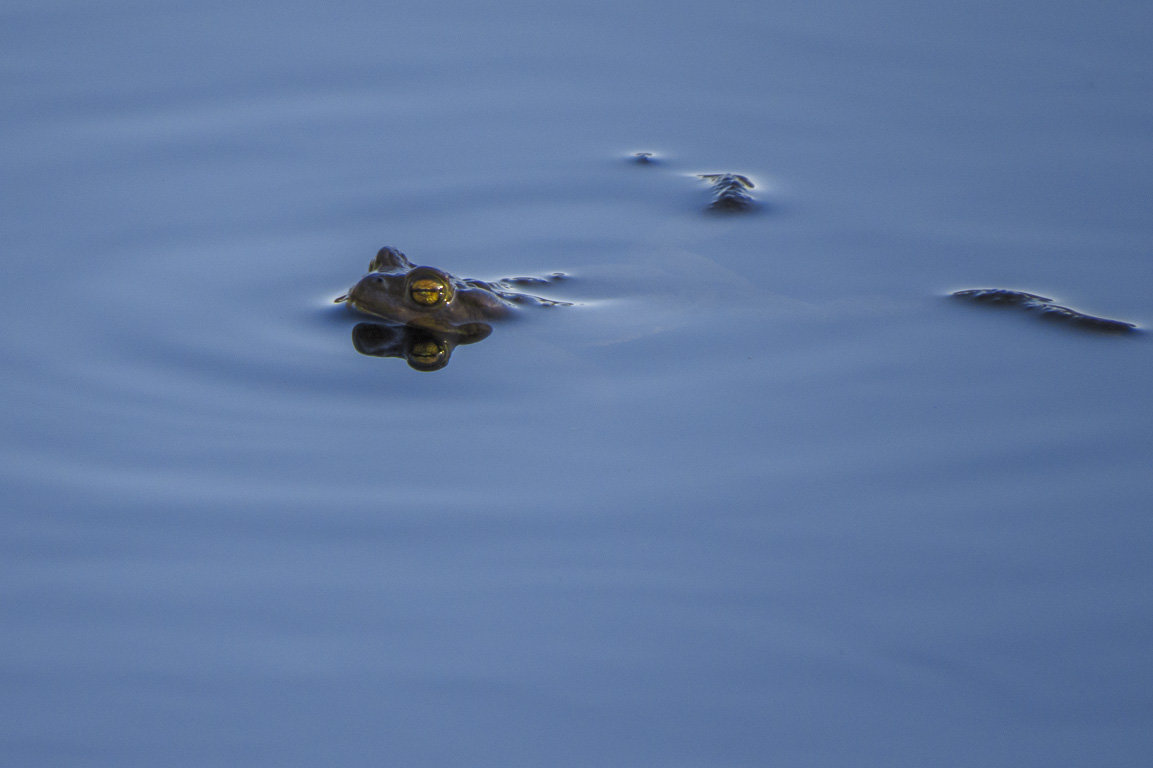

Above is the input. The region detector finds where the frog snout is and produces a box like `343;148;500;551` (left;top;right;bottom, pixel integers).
351;274;385;296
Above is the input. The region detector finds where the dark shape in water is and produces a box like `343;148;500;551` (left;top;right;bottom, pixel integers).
352;322;492;372
698;173;757;212
335;246;570;333
952;288;1137;333
632;151;656;164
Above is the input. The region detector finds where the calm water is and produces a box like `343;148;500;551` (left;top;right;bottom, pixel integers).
4;1;1153;765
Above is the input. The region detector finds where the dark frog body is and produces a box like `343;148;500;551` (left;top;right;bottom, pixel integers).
336;246;569;333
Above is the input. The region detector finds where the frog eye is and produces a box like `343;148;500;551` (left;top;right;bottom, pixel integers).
406;267;455;308
410;278;448;306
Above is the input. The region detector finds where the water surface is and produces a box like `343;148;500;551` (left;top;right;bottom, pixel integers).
3;1;1153;766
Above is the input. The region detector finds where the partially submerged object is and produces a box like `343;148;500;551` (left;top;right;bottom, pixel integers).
952;288;1137;333
698;173;757;212
336;246;569;333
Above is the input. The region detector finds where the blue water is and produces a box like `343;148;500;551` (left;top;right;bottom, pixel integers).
4;1;1153;766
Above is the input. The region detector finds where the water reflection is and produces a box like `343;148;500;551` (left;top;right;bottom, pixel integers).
351;321;493;371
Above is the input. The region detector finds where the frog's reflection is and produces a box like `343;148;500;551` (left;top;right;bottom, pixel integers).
351;322;492;372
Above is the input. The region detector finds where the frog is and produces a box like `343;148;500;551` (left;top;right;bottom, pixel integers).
335;246;569;332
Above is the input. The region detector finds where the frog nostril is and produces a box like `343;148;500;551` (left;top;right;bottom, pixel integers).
370;275;385;285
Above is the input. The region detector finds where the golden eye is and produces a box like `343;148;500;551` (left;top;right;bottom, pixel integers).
410;277;448;306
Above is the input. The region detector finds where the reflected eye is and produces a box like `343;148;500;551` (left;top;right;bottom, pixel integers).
409;338;447;364
410;277;449;306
